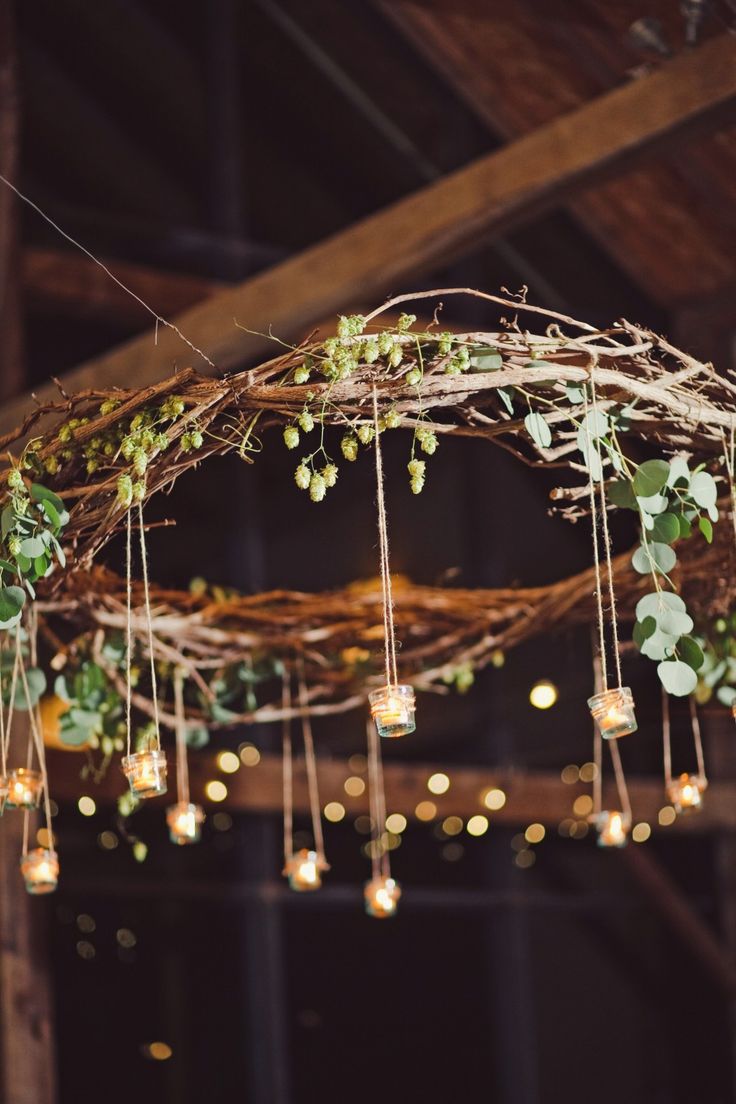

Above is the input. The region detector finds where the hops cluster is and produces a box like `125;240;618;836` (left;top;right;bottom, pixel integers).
180;429;203;452
406;367;422;387
341;434;358;462
7;469;24;492
159;395;186;420
408;458;426;495
294;364;311;385
357;424;375;446
445;345;470;375
283;426;300;450
416;426;438;455
294;462;338;502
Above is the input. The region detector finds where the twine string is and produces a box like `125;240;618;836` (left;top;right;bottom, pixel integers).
137;501;161;748
125;507;133;757
689;696;706;781
173;668;189;806
372;385;398;688
0;637;6;779
282;671;293;864
590;365;623;688
608;737;631;821
366;715;391;881
582;383;608;687
662;685;673;786
592;638;603;816
297;662;325;860
17;626;54;857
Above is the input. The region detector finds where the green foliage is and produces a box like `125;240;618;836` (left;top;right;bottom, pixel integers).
54;660;124;751
0;477;69;627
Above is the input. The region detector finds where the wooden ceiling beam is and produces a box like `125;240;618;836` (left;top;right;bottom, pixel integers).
4;32;736;436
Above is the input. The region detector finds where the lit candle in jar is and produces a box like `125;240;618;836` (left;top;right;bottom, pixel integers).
592;810;630;848
364;875;401;918
20;848;59;895
283;849;329;891
122;749;167;798
369;685;416;738
166;801;205;844
5;768;43;810
666;773;707;814
587;687;637;740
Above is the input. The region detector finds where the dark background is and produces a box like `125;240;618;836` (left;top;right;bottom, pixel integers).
5;1;736;1101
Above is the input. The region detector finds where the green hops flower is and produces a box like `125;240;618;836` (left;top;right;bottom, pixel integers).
294;464;311;490
309;473;327;502
357;425;375;446
384;409;401;429
341;434;358;462
337;316;352;340
337;314;365;340
7;470;23;491
388;345;403;368
8;536;22;558
457;346;470;367
418;430;438;456
86;459;99;474
406;367;421;387
363;339;379;364
180;432;193;453
294;365;310;385
116;475;133;508
132;449;148;475
438;333;453;357
44;456;60;475
160;396;185;419
132;482;145;503
397;312;417;332
455;664;475;694
284;426;300;450
121;437;136;460
323;338;338;358
408;458;426;495
298;410;315;433
130;413;145;432
377;332;394;356
58;424;72;444
155;433;169;451
100;398;121;416
323;464;338;488
190;430;203;449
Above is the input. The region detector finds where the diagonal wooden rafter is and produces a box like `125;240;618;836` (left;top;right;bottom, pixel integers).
4;32;736;440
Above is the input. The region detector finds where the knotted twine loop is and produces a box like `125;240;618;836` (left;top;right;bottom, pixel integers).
372;384;399;689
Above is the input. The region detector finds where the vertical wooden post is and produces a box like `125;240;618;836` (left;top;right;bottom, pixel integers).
0;0;25;399
0;802;57;1104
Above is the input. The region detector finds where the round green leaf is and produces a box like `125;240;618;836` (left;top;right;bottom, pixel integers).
678;635;704;672
0;585;25;623
607;479;637;510
698;516;713;544
636;591;686;621
636;493;668;516
688;471;717;510
19;536;45;559
631;542;676;576
641;629;679;661
524;412;552;449
657;660;697;697
633;459;670;498
632;616;657;648
650;513;680;543
581;409;608;439
666;457;690;488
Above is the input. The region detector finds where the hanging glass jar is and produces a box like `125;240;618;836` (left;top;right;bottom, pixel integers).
5;767;43;810
666;772;707;814
20;848;59;895
369;685;416;739
166;801;205;844
364;875;401;918
122;748;167;798
592;810;630;848
283;849;329;892
587;687;637;740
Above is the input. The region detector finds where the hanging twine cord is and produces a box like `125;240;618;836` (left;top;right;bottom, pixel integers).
0;638;7;780
366;714;391;881
297;662;325;860
125;507;133;756
662;684;673;786
592;638;603;816
137;500;161;749
608;737;631;821
590;367;623;689
689;696;707;780
173;668;189;805
282;671;293;864
17;626;54;856
372;384;399;689
582;383;608;687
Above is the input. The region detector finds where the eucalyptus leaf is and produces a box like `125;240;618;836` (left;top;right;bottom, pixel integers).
658;608;694;636
717;685;736;707
689;471;717;510
496;387;514;415
698;516;713;544
631;542;676;576
632;616;657;648
650;513;680;543
0;585;25;623
633;459;670;498
641;629;680;661
678;635;704;672
19;536;45;559
666;457;690;488
636;591;686;622
524;412;552;449
580;409;608;439
657;660;698;697
565;383;585;403
577;432;603;481
14;667;47;710
636;493;668;515
607;479;636;510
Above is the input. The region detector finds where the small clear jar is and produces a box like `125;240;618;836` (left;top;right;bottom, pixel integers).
364;875;401;918
587;687;637;740
5;768;43;810
666;773;707;814
122;749;167;798
369;685;416;738
21;848;59;895
592;810;630;849
283;849;329;892
166;801;205;844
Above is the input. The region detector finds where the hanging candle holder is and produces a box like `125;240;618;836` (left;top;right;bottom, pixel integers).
20;848;59;895
369;383;417;740
662;692;708;816
166;670;204;843
666;773;707;814
588;687;637;740
583;374;636;739
369;684;416;739
5;767;43;809
283;848;330;892
122;747;167;798
166;800;205;845
591;809;630;848
364;875;401;918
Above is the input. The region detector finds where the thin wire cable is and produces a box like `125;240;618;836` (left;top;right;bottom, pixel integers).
137;500;161;747
173;669;189;805
608;738;631;821
0;172;215;369
282;672;293;865
297;663;325;860
125;508;133;756
590;366;623;687
662;685;673;785
372;385;398;688
689;696;707;780
582;384;608;686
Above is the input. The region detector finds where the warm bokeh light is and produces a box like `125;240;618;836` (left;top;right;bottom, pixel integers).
78;795;96;817
515;849;536;869
483;787;506;811
98;830;118;850
442;815;464;836
217;750;240;774
560;764;580;785
658;805;677;826
239;743;261;767
442;842;464;862
467;814;489;837
525;823;545;844
385;813;407;834
579;762;598;783
205;779;228;802
348;754;367;773
573;794;593;817
632;822;651;843
511;833;527;852
529;679;558;709
324;801;346;823
427;772;450;795
354;815;373;835
344;776;366;797
36;827;54;849
146;1042;173;1062
116;928;137;948
415;800;437;821
77;914;95;933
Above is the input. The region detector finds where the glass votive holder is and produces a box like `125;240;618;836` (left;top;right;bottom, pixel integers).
666;773;707;814
591;810;630;849
364;875;402;918
5;768;43;810
20;848;59;895
166;801;205;844
587;687;637;740
369;684;416;738
122;749;167;798
283;849;329;892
